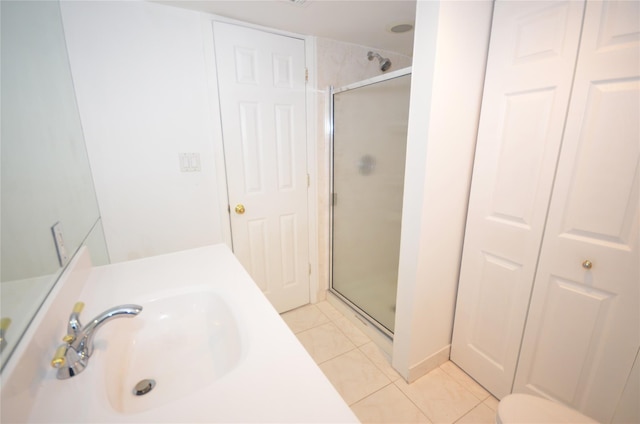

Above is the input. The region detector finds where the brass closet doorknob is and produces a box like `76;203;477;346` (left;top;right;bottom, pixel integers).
235;204;245;215
582;260;593;270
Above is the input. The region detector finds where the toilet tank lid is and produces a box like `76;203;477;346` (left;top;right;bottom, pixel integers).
497;394;599;424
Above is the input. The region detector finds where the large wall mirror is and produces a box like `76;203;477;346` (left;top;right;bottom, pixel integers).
1;0;109;370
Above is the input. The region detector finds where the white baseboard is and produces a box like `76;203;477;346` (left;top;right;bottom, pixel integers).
406;344;451;383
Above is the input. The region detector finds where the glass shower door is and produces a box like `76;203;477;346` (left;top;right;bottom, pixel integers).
331;71;411;334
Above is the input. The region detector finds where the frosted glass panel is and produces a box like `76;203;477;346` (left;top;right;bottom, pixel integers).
331;73;411;333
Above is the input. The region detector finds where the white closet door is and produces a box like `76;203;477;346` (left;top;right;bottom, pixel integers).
213;22;310;313
513;2;640;422
450;1;585;398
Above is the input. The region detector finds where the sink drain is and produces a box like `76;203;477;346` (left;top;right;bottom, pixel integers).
133;379;156;396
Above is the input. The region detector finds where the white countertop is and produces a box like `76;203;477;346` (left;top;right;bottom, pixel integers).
1;244;359;423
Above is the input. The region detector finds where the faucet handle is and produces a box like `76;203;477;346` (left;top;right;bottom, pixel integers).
64;301;85;342
71;301;85;315
51;344;68;368
0;317;11;331
0;317;11;353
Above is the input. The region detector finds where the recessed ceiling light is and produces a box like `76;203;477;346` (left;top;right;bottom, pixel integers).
390;23;414;34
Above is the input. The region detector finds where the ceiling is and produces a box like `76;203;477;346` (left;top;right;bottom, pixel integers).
153;0;416;56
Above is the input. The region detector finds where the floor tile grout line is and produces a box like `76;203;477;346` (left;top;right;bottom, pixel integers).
314;344;360;366
482;396;500;412
347;380;396;407
438;363;492;402
317;301;378;353
289;313;338;335
319;302;410;394
391;379;439;423
451;396;486;424
333;319;372;348
356;344;401;382
292;319;336;337
392;368;486;424
314;302;404;409
281;303;333;334
316;346;393;407
438;370;486;421
317;304;347;325
453;398;496;424
318;308;394;383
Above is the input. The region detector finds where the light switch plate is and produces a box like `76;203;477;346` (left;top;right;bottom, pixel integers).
51;222;69;266
179;153;201;172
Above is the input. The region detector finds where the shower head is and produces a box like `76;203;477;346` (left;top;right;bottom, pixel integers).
379;57;392;72
367;51;392;72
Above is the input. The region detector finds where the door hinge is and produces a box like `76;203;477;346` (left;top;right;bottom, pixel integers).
307;173;310;187
309;263;311;275
305;68;309;83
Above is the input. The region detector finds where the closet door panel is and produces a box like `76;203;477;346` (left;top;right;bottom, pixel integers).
450;0;585;398
513;1;640;422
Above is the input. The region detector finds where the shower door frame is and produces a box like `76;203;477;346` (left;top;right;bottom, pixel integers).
329;67;412;339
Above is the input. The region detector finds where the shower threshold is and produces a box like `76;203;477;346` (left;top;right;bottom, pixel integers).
326;291;393;357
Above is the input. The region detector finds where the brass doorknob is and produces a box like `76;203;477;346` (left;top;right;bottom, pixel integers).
235;204;245;215
582;260;593;270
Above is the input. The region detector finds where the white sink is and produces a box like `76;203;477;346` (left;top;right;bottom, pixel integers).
1;245;358;423
103;291;242;414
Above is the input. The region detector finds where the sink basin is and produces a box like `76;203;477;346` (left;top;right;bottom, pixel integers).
102;291;243;414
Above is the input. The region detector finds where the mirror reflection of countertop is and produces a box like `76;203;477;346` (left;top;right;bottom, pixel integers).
1;244;358;423
0;275;54;362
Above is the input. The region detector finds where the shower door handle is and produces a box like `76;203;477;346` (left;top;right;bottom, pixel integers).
234;204;245;215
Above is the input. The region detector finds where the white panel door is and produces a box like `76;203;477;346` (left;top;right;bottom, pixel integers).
213;22;309;313
450;1;585;398
513;2;640;422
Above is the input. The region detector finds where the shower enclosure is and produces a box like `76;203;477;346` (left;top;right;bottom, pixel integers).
330;69;411;335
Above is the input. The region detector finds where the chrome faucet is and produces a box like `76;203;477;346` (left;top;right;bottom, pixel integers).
51;302;142;379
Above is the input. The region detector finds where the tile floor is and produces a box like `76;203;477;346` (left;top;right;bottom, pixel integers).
281;301;499;424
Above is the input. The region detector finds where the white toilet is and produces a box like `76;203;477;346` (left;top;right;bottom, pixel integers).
496;394;599;423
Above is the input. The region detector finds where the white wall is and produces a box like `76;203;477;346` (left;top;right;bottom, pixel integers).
60;0;225;263
316;38;412;89
393;1;493;382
